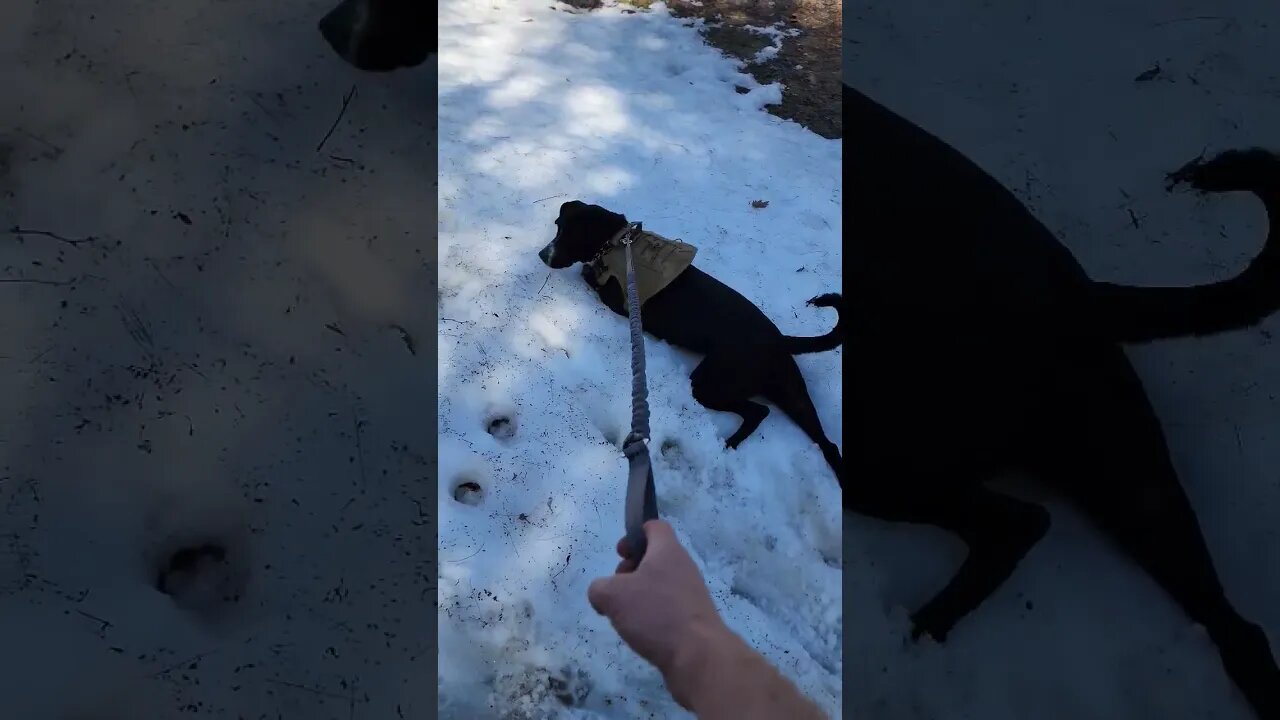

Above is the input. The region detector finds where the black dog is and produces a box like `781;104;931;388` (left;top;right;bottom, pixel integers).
318;0;434;72
538;200;844;485
849;82;1280;716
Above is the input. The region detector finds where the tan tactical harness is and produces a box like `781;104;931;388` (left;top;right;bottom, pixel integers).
588;226;698;307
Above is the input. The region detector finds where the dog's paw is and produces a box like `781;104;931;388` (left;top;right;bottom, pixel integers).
908;609;952;645
1166;148;1280;193
725;428;759;450
807;293;841;308
579;263;605;289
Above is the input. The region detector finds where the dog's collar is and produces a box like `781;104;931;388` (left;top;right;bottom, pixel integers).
589;221;643;266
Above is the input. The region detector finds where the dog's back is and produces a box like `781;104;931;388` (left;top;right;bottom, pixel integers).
850;84;1089;336
850;83;1280;344
637;265;786;354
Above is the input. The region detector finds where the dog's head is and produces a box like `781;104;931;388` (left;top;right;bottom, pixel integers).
538;200;628;269
319;0;434;72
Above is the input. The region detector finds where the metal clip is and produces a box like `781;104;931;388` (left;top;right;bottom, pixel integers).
620;221;642;245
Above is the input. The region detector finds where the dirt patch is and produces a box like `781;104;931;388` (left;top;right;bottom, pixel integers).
658;0;842;138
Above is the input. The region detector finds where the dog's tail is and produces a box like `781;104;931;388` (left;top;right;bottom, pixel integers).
783;293;844;354
1088;148;1280;343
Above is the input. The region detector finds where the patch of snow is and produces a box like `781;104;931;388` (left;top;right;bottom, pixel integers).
439;0;842;717
2;0;438;716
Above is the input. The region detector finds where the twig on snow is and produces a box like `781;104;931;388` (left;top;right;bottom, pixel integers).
9;226;97;246
316;84;358;153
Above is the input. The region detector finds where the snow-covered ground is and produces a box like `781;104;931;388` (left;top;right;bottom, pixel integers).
2;0;435;717
848;3;1280;719
438;1;842;717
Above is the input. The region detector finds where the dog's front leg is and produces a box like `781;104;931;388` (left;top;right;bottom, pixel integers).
582;270;629;318
908;488;1050;642
849;482;1050;642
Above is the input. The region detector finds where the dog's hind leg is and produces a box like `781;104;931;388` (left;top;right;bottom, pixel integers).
689;353;769;449
848;480;1050;642
1050;453;1277;715
1104;488;1273;715
1040;350;1279;717
1057;459;1278;716
765;354;842;482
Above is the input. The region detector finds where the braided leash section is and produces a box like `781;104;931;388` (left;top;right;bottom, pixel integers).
621;224;659;561
623;227;651;442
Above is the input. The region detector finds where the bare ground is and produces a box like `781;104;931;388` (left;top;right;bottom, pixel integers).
659;0;842;138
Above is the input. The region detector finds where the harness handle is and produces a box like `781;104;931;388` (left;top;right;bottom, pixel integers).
619;222;660;561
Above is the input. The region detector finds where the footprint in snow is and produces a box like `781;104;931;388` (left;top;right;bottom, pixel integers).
452;476;485;506
485;410;517;442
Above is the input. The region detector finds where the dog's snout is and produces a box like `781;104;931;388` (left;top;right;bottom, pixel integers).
538;242;554;266
319;0;434;72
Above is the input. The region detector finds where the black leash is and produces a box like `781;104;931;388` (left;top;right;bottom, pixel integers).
618;222;660;562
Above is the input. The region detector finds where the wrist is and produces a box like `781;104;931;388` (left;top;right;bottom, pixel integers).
662;617;746;710
664;621;827;719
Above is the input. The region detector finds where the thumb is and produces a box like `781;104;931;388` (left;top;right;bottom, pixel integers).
640;519;677;555
587;575;623;616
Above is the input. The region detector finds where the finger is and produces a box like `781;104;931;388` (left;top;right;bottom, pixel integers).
641;519;676;553
587;577;616;616
615;536;632;560
615;557;638;574
589;573;636;615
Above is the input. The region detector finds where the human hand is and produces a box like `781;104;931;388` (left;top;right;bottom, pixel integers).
588;521;828;718
586;520;725;682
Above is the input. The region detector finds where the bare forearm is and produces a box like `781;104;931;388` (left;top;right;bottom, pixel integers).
666;623;827;720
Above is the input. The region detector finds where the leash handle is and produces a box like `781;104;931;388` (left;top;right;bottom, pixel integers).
621;224;659;562
623;441;660;562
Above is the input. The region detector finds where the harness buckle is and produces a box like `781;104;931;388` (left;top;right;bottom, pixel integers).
619;221;642;245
